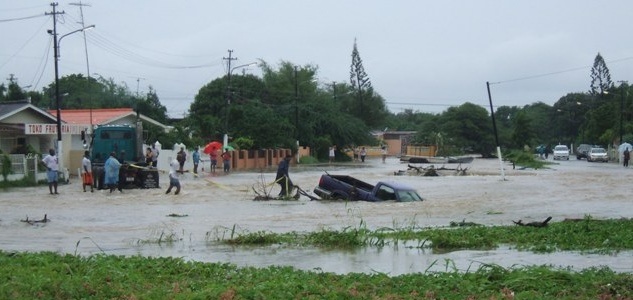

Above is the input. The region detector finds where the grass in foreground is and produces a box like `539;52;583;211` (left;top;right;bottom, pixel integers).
1;251;632;299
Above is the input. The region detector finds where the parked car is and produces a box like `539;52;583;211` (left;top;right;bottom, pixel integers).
587;147;609;162
576;144;592;160
553;145;570;160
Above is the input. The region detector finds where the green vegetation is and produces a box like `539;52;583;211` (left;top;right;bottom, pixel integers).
1;251;632;299
0;153;12;181
504;149;552;169
216;218;633;254
298;155;320;164
3;218;633;298
0;175;42;189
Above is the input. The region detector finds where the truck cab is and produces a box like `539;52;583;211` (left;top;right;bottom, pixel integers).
313;174;423;202
90;124;159;189
374;182;424;202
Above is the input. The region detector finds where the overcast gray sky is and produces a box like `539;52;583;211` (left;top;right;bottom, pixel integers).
2;1;633;117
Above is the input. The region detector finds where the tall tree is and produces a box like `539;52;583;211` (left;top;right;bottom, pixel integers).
348;39;388;128
590;53;614;96
350;39;372;117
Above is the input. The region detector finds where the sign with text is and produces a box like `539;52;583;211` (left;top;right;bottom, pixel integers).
24;123;89;135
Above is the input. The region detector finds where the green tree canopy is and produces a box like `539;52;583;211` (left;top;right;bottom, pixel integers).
410;103;494;156
0;75;28;102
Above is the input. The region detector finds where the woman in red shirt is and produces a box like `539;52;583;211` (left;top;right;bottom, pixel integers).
221;150;231;173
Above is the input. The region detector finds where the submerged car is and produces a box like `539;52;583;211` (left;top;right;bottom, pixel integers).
553;145;570;160
587;147;609;162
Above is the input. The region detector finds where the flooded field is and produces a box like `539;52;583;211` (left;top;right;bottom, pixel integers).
1;156;632;275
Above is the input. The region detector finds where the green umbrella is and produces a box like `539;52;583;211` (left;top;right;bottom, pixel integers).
223;145;235;151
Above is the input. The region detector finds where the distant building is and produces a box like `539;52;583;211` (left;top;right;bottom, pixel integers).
371;130;417;156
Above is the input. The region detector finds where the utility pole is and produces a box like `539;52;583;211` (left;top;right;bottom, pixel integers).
294;66;299;142
332;81;337;100
293;66;301;164
222;50;237;147
45;2;65;170
618;80;628;144
69;1;91;77
69;1;93;134
486;81;505;181
134;77;146;97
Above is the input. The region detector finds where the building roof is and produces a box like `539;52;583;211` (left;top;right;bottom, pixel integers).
49;108;170;130
52;108;133;125
0;100;57;123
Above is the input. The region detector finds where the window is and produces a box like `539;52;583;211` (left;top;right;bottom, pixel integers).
101;130;133;140
396;190;423;202
376;185;396;200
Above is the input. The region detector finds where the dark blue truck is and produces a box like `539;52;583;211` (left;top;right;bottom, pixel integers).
313;174;423;202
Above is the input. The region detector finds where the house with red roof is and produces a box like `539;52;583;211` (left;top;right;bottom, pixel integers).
53;108;170;130
48;108;172;174
1;101;171;178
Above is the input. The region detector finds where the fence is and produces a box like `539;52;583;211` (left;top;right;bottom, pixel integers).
156;148;295;174
0;153;48;182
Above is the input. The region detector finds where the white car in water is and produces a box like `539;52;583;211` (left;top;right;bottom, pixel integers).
553;145;570;160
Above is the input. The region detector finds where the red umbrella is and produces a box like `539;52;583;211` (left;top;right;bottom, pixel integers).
203;141;222;154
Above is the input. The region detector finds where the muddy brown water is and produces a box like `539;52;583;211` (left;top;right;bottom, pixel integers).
1;157;632;275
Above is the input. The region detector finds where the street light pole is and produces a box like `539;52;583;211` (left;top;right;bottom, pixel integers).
294;66;298;141
621;88;624;144
223;61;257;147
618;81;628;144
49;23;95;170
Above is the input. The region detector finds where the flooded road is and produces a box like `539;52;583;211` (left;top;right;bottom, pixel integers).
1;157;632;275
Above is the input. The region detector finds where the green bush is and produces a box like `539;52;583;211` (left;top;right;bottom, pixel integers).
0;153;12;182
504;149;550;169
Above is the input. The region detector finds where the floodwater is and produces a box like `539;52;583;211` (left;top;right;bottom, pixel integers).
2;156;633;275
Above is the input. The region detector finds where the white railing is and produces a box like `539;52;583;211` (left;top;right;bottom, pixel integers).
0;153;47;183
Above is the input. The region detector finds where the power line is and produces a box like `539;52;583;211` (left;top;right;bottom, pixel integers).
491;56;633;85
0;14;46;22
85;31;221;69
0;16;50;73
59;13;223;69
63;14;214;59
30;36;54;91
